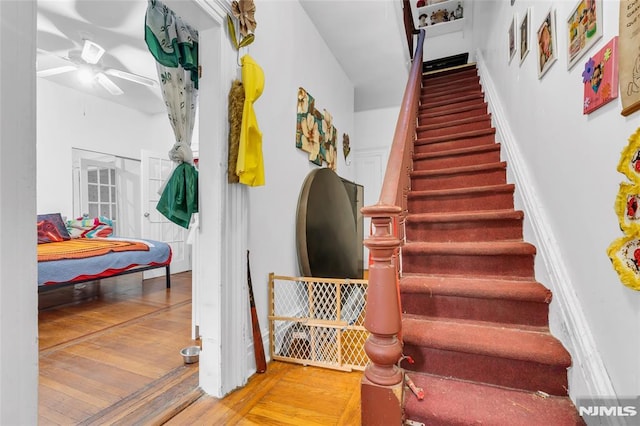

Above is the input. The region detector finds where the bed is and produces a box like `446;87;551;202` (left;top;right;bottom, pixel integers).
37;213;172;291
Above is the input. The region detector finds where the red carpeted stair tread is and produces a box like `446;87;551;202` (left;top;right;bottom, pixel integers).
421;92;484;109
399;274;550;326
417;113;491;132
422;84;482;101
424;86;481;102
423;69;478;82
402;315;570;366
420;102;486;119
402;240;536;256
404;373;586;426
400;274;550;302
406;209;524;224
423;74;479;89
408;183;515;199
416;127;496;145
411;161;506;178
414;143;500;160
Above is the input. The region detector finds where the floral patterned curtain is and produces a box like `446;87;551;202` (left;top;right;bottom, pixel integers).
145;0;199;228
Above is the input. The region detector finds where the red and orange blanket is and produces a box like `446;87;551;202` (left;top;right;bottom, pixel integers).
37;238;149;262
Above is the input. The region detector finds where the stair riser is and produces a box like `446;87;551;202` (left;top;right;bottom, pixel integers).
401;293;549;326
408;191;514;213
422;70;480;89
405;218;523;242
402;252;534;278
401;346;569;396
421;98;484;112
423;83;481;100
417;119;492;139
414;135;496;155
411;168;506;191
420;105;488;125
422;87;483;104
414;149;501;169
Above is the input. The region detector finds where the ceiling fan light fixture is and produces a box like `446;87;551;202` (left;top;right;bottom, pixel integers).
77;66;95;85
81;40;105;65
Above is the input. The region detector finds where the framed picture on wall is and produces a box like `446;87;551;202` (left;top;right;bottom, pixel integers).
567;0;603;70
520;8;531;65
537;8;558;78
508;15;517;63
583;36;619;114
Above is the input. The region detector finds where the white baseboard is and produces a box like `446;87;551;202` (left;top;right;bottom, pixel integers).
474;50;617;414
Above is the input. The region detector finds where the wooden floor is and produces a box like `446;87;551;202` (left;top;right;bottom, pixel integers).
39;271;362;425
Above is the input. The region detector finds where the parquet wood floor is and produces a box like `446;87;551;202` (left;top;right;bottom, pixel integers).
38;271;362;425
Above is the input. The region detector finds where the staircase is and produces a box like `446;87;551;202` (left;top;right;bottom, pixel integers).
400;64;585;425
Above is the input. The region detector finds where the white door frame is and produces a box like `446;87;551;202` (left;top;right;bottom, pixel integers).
166;0;249;397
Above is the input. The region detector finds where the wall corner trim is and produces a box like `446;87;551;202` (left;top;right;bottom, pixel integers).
474;49;617;405
192;0;231;20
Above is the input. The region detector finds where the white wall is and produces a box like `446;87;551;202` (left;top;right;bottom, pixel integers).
0;1;38;423
354;106;399;266
241;0;357;335
36;78;172;217
471;0;640;400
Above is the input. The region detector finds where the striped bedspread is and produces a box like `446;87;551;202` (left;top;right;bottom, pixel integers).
38;238;171;286
38;238;149;262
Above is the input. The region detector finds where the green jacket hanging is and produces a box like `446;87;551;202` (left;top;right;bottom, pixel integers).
156;162;198;229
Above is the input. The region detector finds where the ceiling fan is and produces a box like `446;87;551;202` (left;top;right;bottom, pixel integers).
37;39;158;96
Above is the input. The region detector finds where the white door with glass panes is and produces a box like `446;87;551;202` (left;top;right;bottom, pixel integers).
80;159;119;234
141;150;191;276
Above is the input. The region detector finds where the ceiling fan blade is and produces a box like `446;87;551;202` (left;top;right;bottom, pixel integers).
81;40;105;65
96;73;123;96
104;68;158;88
37;65;77;77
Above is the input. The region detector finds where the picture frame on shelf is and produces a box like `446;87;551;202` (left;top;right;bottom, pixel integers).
537;8;558;78
520;8;531;65
567;0;603;70
508;15;517;63
418;13;428;27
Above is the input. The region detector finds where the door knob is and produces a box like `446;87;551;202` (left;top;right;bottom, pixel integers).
144;212;150;217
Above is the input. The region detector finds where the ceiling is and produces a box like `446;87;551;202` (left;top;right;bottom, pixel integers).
36;0;411;115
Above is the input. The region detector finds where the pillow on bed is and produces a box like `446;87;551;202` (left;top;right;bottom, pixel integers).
66;215;114;238
37;213;71;244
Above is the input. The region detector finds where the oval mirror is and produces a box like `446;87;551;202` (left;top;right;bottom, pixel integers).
296;168;359;278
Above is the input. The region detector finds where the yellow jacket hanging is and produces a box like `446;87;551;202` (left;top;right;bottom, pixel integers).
236;54;265;186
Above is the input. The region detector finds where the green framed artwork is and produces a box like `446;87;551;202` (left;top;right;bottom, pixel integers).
296;87;337;170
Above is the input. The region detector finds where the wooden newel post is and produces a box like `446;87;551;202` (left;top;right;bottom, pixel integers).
361;204;404;425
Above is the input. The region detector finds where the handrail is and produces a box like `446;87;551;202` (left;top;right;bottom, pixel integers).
360;28;425;425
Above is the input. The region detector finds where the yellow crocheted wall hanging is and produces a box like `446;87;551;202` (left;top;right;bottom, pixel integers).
607;234;640;290
614;182;640;235
616;127;640;183
609;127;640;291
